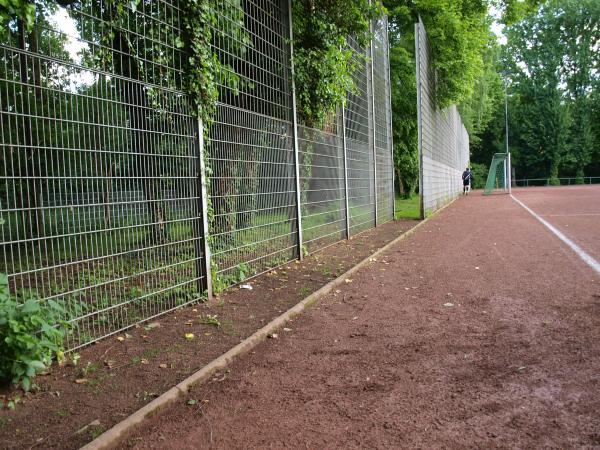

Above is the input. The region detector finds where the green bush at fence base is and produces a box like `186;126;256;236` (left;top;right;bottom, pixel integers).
0;274;69;392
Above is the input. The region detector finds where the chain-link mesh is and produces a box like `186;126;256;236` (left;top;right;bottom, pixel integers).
207;0;297;285
415;19;470;217
0;2;395;350
298;123;347;253
345;36;376;235
0;0;207;349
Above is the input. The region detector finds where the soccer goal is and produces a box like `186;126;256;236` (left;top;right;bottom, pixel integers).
484;153;512;195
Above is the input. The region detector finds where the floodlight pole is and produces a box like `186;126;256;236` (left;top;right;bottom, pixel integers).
504;78;512;193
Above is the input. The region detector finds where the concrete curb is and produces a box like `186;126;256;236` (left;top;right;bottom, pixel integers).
81;201;454;450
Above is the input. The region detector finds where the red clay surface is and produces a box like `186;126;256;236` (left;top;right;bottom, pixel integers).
0;219;416;450
512;185;600;262
126;189;600;449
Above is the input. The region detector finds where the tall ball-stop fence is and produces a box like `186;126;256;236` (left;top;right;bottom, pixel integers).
415;19;470;218
0;0;394;350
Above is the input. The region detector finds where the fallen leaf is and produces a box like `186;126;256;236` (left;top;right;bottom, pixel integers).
141;358;149;365
185;333;195;340
116;336;125;342
75;378;88;384
345;279;353;283
187;399;197;405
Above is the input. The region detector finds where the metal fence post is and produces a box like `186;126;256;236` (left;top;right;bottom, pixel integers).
341;106;351;239
384;18;396;220
287;0;303;260
369;18;379;226
415;19;425;220
197;118;213;300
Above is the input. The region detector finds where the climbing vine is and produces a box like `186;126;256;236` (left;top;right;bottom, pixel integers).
292;0;384;128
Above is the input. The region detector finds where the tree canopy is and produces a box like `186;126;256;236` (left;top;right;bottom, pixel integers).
473;0;600;182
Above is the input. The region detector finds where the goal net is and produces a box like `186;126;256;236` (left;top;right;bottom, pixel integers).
484;153;511;195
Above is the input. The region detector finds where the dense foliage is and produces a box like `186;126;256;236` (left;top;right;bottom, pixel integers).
384;0;500;196
473;0;600;182
292;0;383;128
0;274;69;391
383;0;576;195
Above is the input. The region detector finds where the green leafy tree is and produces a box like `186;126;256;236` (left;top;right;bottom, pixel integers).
292;0;383;128
479;0;599;181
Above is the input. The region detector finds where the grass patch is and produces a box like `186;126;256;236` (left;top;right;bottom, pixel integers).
298;286;311;298
395;195;421;220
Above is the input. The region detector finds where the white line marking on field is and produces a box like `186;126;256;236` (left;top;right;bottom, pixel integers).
511;195;600;274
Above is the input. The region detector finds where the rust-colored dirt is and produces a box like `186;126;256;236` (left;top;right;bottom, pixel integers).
0;219;416;450
126;188;600;449
512;185;600;261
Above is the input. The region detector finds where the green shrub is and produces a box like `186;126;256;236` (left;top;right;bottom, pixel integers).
0;274;68;391
469;163;488;190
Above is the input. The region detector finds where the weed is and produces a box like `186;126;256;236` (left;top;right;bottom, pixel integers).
301;244;309;258
56;408;70;417
198;314;221;327
88;425;105;440
298;286;311;298
78;362;100;377
71;352;81;366
0;274;70;392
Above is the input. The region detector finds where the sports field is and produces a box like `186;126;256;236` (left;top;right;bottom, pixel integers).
126;186;600;448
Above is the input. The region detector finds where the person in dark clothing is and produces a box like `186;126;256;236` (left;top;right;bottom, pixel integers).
462;167;472;195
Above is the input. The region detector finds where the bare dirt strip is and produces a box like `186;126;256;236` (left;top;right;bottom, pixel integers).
127;190;600;449
0;219;416;450
512;185;600;262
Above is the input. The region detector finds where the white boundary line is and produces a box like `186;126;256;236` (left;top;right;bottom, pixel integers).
511;194;600;274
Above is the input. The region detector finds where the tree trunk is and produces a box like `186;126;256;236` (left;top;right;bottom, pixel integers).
112;31;168;245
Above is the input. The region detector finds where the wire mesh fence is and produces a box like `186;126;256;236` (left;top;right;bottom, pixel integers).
0;0;395;350
0;0;206;350
415;19;470;217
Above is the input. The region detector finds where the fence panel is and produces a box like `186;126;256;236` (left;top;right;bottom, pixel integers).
299;124;347;253
345;37;376;235
415;19;470;217
0;0;207;349
372;16;394;224
1;3;395;350
207;0;297;285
